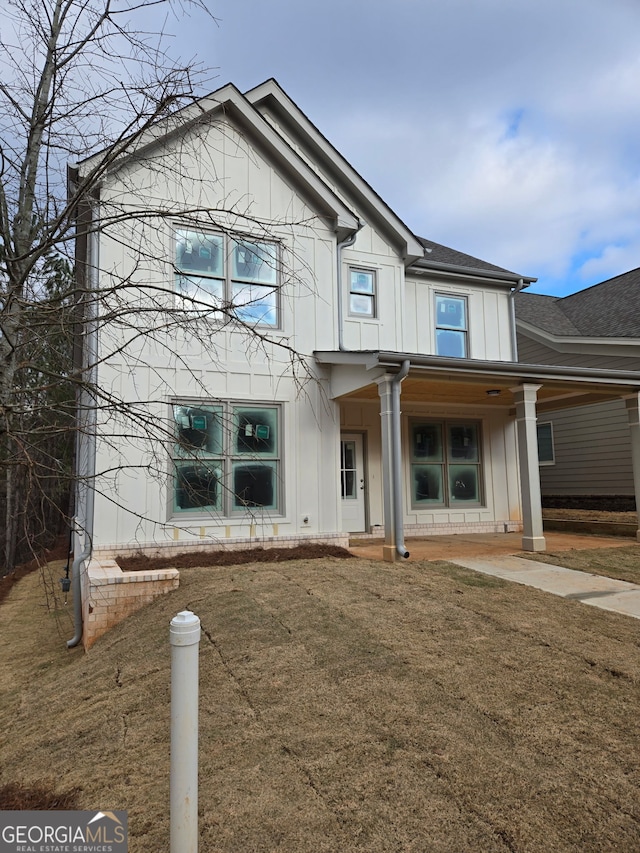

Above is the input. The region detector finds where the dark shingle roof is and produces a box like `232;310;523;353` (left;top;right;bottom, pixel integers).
514;292;582;336
416;236;520;276
515;267;640;338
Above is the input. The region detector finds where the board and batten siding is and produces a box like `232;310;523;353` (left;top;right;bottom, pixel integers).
89;114;356;554
404;278;514;360
339;400;521;529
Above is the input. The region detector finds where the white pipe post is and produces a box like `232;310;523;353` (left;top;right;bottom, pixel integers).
170;610;201;853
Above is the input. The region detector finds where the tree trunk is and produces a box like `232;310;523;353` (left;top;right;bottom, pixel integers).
4;440;18;574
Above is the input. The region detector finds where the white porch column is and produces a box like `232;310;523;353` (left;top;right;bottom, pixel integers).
377;375;397;562
511;384;546;552
625;393;640;542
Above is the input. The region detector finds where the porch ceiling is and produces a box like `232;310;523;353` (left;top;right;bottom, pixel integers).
337;375;629;412
339;375;631;412
313;349;640;413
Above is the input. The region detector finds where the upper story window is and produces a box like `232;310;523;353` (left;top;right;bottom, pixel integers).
435;294;468;358
349;268;376;318
175;229;279;327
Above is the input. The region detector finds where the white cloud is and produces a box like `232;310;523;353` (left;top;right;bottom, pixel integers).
578;244;640;283
203;0;640;294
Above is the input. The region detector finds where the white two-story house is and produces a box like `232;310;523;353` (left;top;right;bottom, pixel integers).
72;78;640;581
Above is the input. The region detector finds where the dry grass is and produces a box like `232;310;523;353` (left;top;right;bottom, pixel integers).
2;555;640;852
0;781;80;810
542;508;637;525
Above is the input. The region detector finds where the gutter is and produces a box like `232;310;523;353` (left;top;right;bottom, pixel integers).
391;360;410;559
410;258;537;286
369;351;640;386
509;278;527;360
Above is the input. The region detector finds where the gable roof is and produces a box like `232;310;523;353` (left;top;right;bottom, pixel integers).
516;267;640;338
76;76;536;283
245;79;424;264
77;82;360;241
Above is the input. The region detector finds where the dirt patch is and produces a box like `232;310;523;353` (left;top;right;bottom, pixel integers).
2;557;640;852
116;543;354;572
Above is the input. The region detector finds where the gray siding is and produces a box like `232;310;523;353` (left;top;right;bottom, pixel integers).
539;399;633;495
517;330;638;496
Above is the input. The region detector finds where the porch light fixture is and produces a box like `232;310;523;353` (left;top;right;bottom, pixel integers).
486;389;502;397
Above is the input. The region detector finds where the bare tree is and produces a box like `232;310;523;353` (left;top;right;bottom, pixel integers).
0;0;315;573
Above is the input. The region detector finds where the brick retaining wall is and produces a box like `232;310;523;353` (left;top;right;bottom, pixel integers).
82;558;179;649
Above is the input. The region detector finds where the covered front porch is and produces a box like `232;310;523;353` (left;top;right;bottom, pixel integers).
316;350;640;561
348;529;636;563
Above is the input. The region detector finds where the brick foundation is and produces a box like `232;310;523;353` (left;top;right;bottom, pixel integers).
92;531;350;560
352;520;523;540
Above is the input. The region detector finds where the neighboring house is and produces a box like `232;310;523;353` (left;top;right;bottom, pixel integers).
515;271;640;503
72;78;640;596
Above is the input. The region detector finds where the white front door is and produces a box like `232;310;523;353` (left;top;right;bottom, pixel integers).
340;433;366;533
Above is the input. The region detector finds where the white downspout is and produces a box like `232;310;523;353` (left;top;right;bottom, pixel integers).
67;212;99;648
336;222;364;351
392;359;410;559
509;278;526;361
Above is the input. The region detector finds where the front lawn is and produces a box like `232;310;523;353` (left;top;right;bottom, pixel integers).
1;556;639;852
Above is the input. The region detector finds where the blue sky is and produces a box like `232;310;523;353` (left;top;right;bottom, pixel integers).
173;1;640;294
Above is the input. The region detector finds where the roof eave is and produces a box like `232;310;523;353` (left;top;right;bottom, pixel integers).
409;258;536;286
516;319;640;351
314;349;640;388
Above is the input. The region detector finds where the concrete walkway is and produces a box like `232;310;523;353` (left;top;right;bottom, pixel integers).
453;555;640;620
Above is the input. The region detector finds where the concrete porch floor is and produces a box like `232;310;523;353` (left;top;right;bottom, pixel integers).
348;531;636;562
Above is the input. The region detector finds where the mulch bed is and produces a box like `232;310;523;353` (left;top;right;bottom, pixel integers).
543;495;636;512
116;543;355;572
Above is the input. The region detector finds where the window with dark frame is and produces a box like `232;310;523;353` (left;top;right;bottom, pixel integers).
172;402;281;515
435;293;468;358
410;420;482;507
349;268;376;317
536;421;555;465
175;229;279;327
